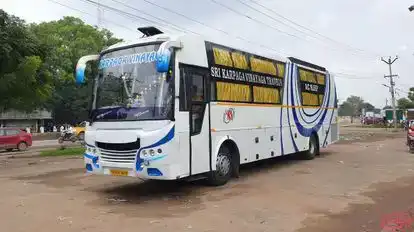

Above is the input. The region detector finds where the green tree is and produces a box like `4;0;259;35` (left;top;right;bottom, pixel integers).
408;87;414;102
30;17;122;123
361;102;375;112
339;101;353;116
339;95;371;123
397;98;414;110
0;10;52;111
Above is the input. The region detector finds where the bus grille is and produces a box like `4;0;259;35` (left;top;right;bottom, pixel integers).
96;140;140;164
99;148;138;164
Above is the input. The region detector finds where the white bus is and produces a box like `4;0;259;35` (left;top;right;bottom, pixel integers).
76;27;339;186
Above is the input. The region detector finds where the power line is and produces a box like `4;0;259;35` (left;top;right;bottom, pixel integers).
79;0;177;34
46;0;136;33
246;0;381;57
97;0;102;28
139;0;246;37
333;74;377;80
333;71;383;79
62;0;388;82
209;0;304;40
114;0;287;57
215;0;379;59
108;0;192;34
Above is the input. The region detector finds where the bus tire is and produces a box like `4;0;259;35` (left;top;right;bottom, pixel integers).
302;135;318;160
207;145;233;186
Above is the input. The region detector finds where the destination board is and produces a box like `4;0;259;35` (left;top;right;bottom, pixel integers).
206;42;285;88
298;67;326;106
300;82;325;95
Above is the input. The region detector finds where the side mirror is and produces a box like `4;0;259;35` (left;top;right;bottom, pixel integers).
75;55;99;85
156;48;171;73
155;40;182;73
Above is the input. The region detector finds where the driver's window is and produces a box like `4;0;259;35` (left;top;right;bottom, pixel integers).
191;74;204;102
179;65;208;135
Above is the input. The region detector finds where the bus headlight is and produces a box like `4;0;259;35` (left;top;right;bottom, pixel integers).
149;149;155;156
142;150;148;156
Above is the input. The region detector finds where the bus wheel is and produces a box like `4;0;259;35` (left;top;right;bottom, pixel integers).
302;135;318;160
207;146;233;186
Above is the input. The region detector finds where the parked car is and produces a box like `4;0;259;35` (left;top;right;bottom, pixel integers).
0;128;32;151
362;117;383;125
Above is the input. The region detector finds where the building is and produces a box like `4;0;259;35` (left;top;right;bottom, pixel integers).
0;109;52;132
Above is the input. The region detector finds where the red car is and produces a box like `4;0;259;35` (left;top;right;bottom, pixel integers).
0;128;32;151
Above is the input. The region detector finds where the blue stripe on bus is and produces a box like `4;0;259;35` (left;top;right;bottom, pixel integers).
135;126;175;172
287;63;299;152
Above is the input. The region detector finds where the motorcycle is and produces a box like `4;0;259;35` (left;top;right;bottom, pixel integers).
408;138;414;153
58;130;78;144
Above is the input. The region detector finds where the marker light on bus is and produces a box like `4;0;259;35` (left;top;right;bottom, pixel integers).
86;146;96;154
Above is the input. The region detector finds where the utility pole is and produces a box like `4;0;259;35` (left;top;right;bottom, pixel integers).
381;56;399;129
97;0;103;28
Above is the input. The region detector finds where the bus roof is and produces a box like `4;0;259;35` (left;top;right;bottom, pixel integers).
101;32;287;63
102;33;181;53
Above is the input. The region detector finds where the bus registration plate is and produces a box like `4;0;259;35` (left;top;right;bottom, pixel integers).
110;169;128;176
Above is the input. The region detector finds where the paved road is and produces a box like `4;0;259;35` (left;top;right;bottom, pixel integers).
32;139;82;148
32;139;60;148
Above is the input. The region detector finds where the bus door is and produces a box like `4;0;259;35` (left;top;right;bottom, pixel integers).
180;65;211;175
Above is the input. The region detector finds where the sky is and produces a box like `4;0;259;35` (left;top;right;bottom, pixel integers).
2;0;414;108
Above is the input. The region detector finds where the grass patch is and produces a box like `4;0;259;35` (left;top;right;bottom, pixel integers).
40;147;84;157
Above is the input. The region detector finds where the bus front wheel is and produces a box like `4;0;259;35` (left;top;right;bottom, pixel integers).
207;146;233;186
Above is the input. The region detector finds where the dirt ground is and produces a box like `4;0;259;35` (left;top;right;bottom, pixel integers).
1;126;414;232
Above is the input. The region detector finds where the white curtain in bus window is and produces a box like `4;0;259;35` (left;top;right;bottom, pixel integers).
216;81;251;102
213;47;233;67
253;86;280;104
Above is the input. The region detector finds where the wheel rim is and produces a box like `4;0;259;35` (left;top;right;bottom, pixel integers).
216;153;231;177
19;143;26;150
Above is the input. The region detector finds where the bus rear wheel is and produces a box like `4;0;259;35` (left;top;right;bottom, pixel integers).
207;146;233;186
301;135;318;160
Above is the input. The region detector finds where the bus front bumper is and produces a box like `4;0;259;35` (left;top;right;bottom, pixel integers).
84;153;184;180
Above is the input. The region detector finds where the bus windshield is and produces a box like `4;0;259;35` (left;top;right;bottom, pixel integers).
91;44;174;122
